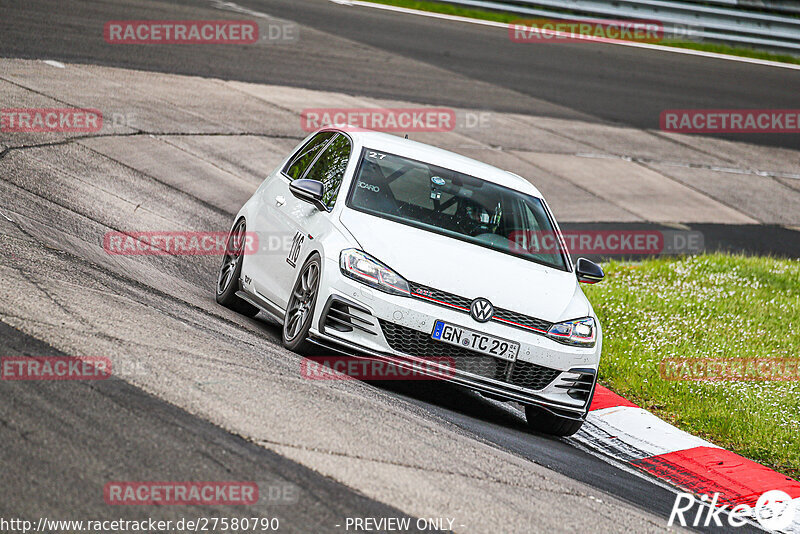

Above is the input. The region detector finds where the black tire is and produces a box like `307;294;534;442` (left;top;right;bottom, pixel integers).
524;405;584;437
215;218;259;318
282;254;321;353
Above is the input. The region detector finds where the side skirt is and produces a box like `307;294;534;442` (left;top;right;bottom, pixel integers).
236;289;285;324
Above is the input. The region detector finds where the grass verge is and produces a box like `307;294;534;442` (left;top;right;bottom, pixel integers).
362;0;800;65
583;254;800;479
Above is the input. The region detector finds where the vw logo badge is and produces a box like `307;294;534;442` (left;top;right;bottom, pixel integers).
470;298;494;323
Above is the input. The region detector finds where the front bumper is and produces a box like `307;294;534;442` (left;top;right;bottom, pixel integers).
309;259;601;420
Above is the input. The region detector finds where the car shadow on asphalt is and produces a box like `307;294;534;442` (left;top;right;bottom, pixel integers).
363;377;532;433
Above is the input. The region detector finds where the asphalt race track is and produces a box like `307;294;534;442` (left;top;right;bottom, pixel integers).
0;0;797;532
3;0;800;149
0;321;424;533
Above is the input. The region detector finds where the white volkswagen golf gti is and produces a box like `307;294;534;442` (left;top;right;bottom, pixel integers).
216;127;605;436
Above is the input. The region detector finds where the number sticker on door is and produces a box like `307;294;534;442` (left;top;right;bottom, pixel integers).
287;231;304;268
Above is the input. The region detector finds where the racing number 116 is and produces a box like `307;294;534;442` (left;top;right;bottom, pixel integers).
287;231;304;267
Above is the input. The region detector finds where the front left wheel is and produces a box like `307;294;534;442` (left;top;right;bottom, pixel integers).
216;218;259;317
282;254;321;353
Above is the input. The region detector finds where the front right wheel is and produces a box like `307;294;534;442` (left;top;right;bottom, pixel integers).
282;254;321;353
524;405;584;437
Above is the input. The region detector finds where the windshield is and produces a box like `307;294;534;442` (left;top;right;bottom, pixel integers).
346;148;568;271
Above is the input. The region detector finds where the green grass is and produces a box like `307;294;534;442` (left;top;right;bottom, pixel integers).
582;254;800;479
367;0;523;24
363;0;800;65
660;40;800;65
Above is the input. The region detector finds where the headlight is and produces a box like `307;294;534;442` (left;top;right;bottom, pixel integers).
547;317;596;347
339;249;410;296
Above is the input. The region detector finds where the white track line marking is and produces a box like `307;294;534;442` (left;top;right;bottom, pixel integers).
574;152;800;181
0;209;15;223
209;0;279;20
587;406;720;457
333;0;800;71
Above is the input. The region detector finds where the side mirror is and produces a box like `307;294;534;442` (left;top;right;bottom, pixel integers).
575;258;604;284
289;179;328;211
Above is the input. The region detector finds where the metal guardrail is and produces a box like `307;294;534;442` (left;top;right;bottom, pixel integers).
680;0;800;16
442;0;800;52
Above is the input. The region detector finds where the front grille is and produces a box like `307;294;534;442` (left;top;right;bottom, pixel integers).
378;320;560;390
379;319;506;380
408;281;553;335
493;308;552;333
408;282;471;310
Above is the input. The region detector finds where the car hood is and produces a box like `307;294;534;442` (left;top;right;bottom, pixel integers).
339;209;588;322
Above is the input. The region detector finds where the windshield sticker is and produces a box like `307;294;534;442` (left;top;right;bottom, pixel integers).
358;181;380;193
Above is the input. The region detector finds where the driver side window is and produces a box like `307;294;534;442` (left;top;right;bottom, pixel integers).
282;131;335;180
303;134;352;209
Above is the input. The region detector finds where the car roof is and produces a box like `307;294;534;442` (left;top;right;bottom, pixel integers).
326;128;544;198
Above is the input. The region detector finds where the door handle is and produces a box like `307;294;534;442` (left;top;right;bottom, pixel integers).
275;195;286;207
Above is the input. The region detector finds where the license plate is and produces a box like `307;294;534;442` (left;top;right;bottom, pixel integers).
431;321;519;361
